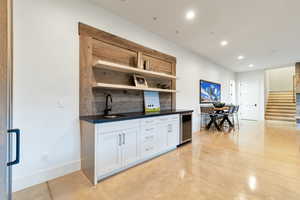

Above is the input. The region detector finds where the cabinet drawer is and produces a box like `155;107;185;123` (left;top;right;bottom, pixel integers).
157;114;179;123
141;134;156;143
156;116;170;122
97;119;140;134
141;117;157;126
169;114;179;121
141;143;156;155
141;126;156;134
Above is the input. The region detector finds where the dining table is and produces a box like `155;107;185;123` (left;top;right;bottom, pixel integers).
213;107;229;112
205;106;234;131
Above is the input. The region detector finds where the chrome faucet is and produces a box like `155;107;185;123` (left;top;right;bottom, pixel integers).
104;94;113;116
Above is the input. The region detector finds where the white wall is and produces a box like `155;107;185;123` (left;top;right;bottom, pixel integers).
13;0;235;191
265;66;295;91
236;70;265;120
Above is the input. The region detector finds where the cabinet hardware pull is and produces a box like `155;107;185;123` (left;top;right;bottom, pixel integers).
118;134;122;146
145;135;154;140
7;129;21;166
123;133;125;145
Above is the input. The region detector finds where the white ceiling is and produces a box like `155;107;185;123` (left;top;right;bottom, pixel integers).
90;0;300;72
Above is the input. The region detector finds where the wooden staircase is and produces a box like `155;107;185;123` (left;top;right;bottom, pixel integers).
265;91;296;122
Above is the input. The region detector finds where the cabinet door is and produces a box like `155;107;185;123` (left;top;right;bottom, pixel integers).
122;128;139;166
167;121;180;147
156;123;168;153
97;131;122;177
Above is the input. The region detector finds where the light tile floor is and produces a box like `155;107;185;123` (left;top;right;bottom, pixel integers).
13;120;300;200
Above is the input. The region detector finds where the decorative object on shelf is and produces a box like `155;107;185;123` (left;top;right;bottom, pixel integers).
137;52;143;69
133;74;148;88
143;59;151;70
157;83;171;89
144;91;160;112
200;80;221;103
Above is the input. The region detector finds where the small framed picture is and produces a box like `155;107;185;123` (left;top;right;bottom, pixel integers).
133;74;148;88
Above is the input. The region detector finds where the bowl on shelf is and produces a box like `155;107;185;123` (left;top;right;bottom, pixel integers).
212;102;226;108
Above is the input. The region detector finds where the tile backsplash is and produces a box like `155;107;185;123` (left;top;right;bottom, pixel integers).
93;89;172;115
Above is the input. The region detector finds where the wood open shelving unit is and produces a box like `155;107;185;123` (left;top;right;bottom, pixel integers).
93;60;177;80
79;23;177;116
93;83;177;93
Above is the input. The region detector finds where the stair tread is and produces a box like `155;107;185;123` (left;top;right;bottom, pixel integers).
269;91;293;93
268;104;295;105
267;103;296;106
265;117;295;120
266;105;295;107
265;116;295;121
266;108;296;114
269;93;294;95
268;99;295;101
265;116;295;120
268;99;295;103
268;94;294;95
266;114;296;116
269;94;294;95
268;97;295;99
266;108;295;111
266;117;295;119
265;114;295;117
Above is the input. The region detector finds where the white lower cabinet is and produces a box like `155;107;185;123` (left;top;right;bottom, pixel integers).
166;120;180;147
156;122;168;152
96;114;180;180
97;131;122;176
122;128;139;166
157;116;180;150
97;127;139;178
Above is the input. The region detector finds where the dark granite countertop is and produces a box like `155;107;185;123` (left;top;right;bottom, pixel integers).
80;109;193;124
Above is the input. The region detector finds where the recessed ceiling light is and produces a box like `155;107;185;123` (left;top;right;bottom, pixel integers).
249;64;254;68
186;10;195;20
237;55;245;60
220;40;228;46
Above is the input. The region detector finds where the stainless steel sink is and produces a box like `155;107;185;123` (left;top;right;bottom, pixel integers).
103;114;123;119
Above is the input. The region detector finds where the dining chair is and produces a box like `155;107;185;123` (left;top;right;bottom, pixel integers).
200;106;222;131
200;106;213;129
220;105;235;128
233;105;240;129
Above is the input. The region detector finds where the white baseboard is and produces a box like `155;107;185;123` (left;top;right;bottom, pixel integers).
12;160;81;192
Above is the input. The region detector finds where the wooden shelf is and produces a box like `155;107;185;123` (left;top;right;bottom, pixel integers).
93;60;176;80
93;83;177;93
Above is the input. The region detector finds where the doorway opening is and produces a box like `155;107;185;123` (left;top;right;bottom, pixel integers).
264;66;296;122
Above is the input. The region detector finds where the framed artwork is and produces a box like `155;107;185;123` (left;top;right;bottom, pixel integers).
133;74;148;88
144;91;160;112
200;80;221;103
